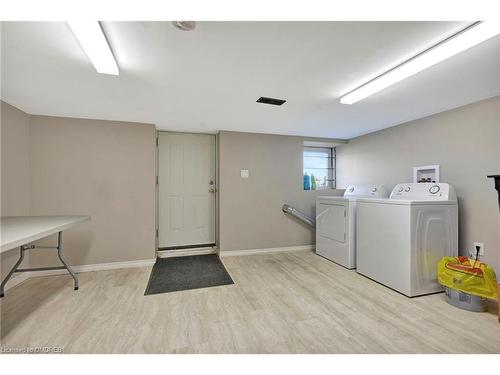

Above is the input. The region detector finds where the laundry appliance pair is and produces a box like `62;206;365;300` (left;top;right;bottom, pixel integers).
316;183;458;297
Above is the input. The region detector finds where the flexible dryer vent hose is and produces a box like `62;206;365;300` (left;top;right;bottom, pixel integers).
282;204;315;228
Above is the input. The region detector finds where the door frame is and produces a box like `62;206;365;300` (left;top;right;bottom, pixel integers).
155;130;219;252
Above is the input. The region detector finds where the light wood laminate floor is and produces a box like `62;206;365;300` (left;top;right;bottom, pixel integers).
1;251;499;353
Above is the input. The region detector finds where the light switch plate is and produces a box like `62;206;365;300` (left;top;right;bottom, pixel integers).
240;169;249;178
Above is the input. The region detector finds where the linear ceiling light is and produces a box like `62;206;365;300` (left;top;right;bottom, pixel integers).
340;22;500;105
67;21;119;75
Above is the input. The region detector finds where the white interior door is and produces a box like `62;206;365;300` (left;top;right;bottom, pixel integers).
158;133;216;248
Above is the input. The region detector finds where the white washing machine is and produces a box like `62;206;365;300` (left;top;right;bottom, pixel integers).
316;185;389;269
356;183;458;297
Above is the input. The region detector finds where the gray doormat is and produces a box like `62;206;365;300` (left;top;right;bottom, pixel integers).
144;254;234;295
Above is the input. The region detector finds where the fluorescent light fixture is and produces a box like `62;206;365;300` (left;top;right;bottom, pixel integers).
340;22;500;105
68;21;119;75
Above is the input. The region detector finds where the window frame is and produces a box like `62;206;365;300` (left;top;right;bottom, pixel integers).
302;146;336;190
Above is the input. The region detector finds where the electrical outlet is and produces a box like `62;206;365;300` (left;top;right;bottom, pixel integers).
473;242;484;256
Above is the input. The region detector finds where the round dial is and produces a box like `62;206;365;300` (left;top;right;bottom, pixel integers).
349;187;354;193
398;187;404;192
429;185;440;194
404;187;411;192
372;187;377;192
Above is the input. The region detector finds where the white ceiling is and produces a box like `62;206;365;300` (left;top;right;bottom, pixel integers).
1;21;499;139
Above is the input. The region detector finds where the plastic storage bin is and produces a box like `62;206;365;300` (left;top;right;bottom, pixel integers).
445;287;488;312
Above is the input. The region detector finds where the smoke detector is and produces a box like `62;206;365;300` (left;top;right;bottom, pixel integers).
172;21;196;31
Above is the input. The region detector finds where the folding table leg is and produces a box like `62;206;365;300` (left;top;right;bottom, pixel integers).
56;231;79;291
0;231;79;297
0;246;26;298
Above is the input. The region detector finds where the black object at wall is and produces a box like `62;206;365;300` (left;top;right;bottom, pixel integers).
488;175;500;210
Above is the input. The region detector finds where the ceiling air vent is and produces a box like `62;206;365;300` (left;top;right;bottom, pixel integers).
256;97;286;106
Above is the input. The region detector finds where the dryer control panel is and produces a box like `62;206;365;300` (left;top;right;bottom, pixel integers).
344;185;389;198
390;183;456;201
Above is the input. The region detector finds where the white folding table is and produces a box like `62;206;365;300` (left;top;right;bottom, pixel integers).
0;215;90;297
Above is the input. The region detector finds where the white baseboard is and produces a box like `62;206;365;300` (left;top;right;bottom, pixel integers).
157;247;217;258
2;258;156;292
220;245;314;257
31;258;157;277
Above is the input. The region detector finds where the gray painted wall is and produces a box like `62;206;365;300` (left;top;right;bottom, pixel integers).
28;115;157;267
1;102;31;280
1;101;157;277
336;96;500;272
218;131;343;252
3;96;498;272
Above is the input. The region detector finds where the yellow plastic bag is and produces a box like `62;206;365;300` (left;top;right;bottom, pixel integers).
437;256;497;300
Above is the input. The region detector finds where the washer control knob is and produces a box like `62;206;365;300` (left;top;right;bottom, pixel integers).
429;185;440;194
349;187;354;193
398;187;404;192
372;187;377;192
404;187;411;192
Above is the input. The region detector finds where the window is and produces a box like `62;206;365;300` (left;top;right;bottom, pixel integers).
303;146;335;190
